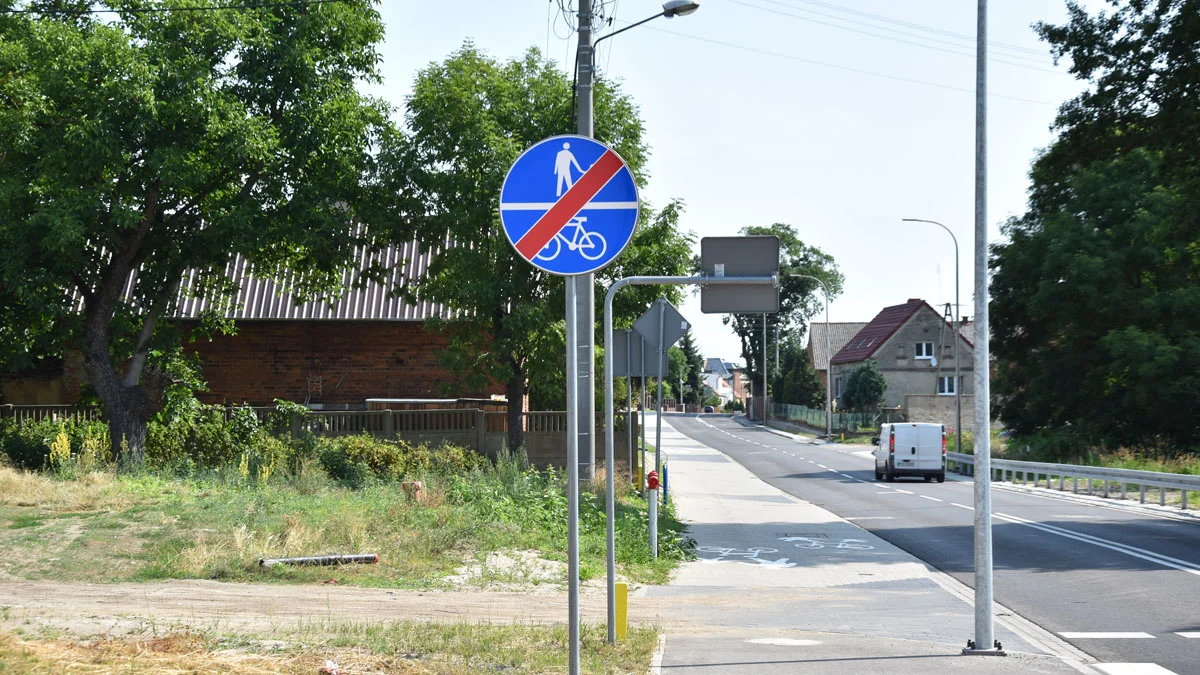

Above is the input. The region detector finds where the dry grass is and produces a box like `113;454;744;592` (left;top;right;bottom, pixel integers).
0;467;147;512
0;632;426;674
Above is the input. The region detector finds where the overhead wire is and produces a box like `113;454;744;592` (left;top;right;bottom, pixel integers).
729;0;1062;74
629;21;1057;107
778;0;1048;57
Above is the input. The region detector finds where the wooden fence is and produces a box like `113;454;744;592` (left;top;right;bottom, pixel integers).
1;404;637;468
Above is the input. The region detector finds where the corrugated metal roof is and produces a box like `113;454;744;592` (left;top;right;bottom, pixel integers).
831;299;926;365
808;322;869;369
169;242;444;321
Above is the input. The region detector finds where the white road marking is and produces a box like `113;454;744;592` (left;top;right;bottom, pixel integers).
846;516;895;521
1175;632;1200;638
1060;632;1155;639
1094;664;1179;675
876;491;904;495
893;489;913;494
747;638;822;646
995;511;1200;576
920;495;943;502
817;464;828;469
951;503;974;510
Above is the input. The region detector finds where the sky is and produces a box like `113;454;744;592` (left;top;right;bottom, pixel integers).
371;0;1095;365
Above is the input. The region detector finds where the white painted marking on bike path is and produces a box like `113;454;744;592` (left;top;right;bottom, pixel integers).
1060;633;1155;639
1094;664;1180;675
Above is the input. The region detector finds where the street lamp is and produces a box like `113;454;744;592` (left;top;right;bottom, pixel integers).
790;274;832;439
901;219;962;468
572;0;700;658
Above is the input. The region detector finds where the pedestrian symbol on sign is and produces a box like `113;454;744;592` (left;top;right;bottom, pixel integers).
499;134;639;276
555;142;584;196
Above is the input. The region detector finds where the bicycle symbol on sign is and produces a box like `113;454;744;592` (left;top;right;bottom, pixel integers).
534;217;608;262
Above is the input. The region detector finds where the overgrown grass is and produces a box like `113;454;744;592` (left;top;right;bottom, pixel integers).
0;621;659;674
0;448;692;587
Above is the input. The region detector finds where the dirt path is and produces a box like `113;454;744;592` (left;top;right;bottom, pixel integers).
0;580;673;637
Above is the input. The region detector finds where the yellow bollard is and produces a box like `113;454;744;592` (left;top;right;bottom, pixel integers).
615;581;628;640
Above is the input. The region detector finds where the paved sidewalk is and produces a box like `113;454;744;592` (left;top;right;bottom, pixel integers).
634;414;1093;674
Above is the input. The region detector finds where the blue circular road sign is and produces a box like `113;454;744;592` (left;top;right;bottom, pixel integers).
499;135;639;276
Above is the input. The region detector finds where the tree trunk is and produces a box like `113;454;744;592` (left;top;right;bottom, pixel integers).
506;362;525;453
107;389;152;471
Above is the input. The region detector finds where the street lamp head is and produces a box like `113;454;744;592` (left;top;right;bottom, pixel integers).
663;0;700;17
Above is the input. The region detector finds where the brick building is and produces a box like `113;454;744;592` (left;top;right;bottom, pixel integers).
2;244;502;408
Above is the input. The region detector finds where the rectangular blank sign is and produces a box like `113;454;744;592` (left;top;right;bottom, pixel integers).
700;236;780;314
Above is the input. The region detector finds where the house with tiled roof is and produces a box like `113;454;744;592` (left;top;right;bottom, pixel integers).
829;299;975;427
807;322;869;396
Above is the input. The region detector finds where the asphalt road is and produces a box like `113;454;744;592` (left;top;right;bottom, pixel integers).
669;415;1200;675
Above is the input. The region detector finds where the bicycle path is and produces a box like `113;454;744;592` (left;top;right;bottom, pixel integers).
635;414;1094;674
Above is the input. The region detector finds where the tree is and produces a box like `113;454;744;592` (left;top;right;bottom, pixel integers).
841;361;886;412
678;329;705;406
0;1;396;467
990;1;1200;451
723;223;842;398
396;45;692;448
773;337;822;408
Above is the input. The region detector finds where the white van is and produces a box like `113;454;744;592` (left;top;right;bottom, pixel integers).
873;423;946;482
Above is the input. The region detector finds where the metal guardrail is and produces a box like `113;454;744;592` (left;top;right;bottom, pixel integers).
946;451;1200;510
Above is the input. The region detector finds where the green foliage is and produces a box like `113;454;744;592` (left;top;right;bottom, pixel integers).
317;433;486;487
990;2;1200;455
773;336;823;408
397;45;693;432
0;417;110;471
724;224;843;390
678;329;705;406
0;1;400;464
723;399;745;413
841;361;886;412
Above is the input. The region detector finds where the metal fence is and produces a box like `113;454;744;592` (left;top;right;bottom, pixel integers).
947;451;1200;511
771;403;876;434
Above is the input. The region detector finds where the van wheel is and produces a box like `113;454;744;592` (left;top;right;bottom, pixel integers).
936;473;946;483
924;476;933;482
885;464;895;482
875;470;883;481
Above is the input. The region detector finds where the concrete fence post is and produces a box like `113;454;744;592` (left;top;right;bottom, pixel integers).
382;411;394;439
475;410;487;454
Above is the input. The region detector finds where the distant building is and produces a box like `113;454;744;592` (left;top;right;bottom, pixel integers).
703;357;746;406
829;299;975;430
807;322;869;397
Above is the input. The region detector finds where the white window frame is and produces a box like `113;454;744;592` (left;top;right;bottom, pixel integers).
938;375;956;395
915;342;935;360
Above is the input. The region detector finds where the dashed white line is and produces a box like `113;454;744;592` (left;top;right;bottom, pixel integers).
951;503;974;510
920;495;943;502
1060;632;1155;639
817;464;828;469
893;489;913;494
1175;632;1200;638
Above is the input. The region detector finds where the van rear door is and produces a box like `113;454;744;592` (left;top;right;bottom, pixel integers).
916;424;944;471
892;424;919;471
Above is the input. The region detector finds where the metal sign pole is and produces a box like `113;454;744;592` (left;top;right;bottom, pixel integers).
603;274;779;636
565;277;582;670
626;331;633;484
966;0;1001;656
762;313;768;426
640;335;646;491
655;301;665;479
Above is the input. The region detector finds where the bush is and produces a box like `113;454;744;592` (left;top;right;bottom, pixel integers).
317;433;486;486
0;418;110;471
145;407;239;470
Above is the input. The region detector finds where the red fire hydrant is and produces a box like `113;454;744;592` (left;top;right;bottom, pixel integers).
647;470;659;490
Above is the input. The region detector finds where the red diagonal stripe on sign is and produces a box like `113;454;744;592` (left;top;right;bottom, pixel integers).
515;149;625;260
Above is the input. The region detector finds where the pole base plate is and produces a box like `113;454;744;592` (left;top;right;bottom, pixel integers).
962;639;1006;656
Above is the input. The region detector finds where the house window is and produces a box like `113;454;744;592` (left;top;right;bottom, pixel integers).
834;377;842;398
938;376;956;395
915;342;935;359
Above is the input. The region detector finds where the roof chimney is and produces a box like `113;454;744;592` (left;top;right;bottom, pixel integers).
907;298;921;303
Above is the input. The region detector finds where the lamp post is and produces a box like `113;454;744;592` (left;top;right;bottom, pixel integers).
574;0;700;658
902;218;961;464
790;274;831;439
